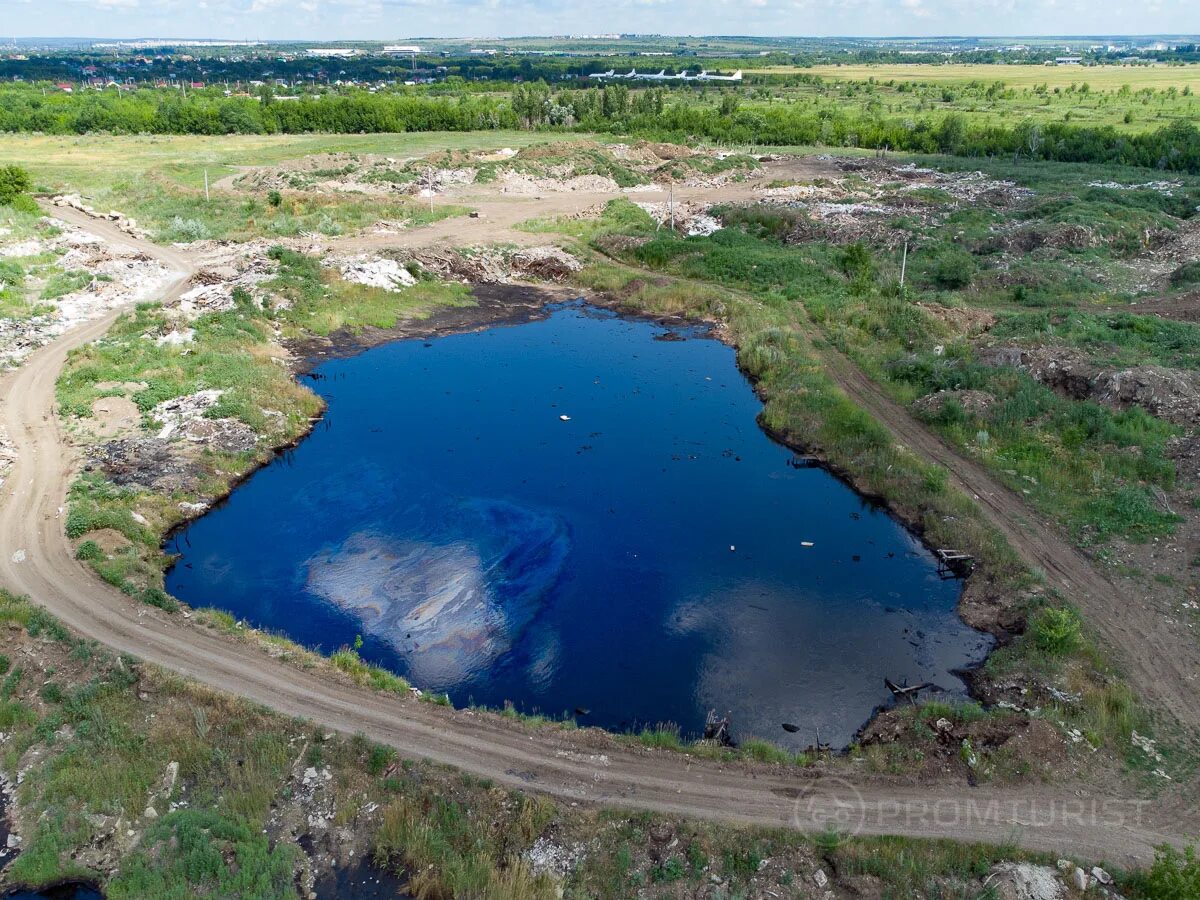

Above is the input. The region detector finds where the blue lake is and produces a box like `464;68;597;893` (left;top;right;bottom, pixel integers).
165;302;992;748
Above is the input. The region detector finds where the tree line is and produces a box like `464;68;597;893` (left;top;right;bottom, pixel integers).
1;83;1198;174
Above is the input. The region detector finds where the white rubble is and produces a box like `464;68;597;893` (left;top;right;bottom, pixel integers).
177;283;236;319
326;254;416;291
988;862;1065;900
152;389;258;453
0;220;178;369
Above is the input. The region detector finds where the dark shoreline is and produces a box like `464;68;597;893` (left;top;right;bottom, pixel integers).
160;280;996;749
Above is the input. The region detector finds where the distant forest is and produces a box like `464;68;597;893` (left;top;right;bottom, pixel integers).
1;82;1198;174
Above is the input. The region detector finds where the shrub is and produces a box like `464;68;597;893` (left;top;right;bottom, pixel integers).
140;588;179;612
931;250;977;290
164;216;210;242
0;165;33;206
6;194;40;216
1031;606;1082;656
75;540;103;561
1169;261;1200;288
1134;845;1200;899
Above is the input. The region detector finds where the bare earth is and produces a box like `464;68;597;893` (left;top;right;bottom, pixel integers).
0;183;1195;866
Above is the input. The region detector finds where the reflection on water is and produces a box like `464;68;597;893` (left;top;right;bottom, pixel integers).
306;499;569;686
166;303;992;747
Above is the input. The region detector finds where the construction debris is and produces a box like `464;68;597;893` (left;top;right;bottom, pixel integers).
326;254;416;291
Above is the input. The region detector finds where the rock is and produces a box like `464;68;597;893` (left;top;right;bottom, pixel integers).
813;868;829;888
1091;867;1112;886
6;834;19;848
1072;867;1089;892
1056;859;1073;872
143;806;158;820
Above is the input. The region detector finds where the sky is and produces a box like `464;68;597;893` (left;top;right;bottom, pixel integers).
2;0;1197;42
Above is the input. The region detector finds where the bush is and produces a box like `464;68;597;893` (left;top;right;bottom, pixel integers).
140;588;179;612
1169;261;1200;288
6;194;40;216
0;165;33;206
931;249;977;290
1135;844;1200;899
75;540;103;561
1031;606;1082;656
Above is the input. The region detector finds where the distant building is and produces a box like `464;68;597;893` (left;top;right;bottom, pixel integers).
1054;56;1083;65
306;48;359;58
382;45;421;56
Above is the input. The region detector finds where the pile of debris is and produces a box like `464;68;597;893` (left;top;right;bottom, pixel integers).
324;254;416;291
912;389;996;419
50;194;147;239
151;389;258;453
979;344;1200;427
499;171;624;195
409;245;581;284
634;201;723;237
0;221;178;369
89;436;205;493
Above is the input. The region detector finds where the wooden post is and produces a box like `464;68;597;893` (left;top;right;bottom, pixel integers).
204;169;210;202
900;241;908;289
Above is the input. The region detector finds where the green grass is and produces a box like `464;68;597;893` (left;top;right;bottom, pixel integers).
40;269;104;301
113;174;466;243
268;246;475;338
107;810;296;900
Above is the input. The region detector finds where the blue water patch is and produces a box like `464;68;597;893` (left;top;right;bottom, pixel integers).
166;302;991;747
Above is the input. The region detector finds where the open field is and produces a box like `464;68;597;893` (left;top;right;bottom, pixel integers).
784;62;1200;91
0;131;594;196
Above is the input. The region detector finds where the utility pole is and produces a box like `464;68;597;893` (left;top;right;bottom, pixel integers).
204;169;210;202
900;241;908;291
668;183;675;233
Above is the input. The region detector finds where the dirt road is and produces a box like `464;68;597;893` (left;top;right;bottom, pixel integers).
0;199;1192;867
818;350;1200;733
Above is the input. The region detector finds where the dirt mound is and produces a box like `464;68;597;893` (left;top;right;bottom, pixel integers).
918;303;996;335
409;246;580;284
913;389;996;418
980;345;1200;426
637;141;694;161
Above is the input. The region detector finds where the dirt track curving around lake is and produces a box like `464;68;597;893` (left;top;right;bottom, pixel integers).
0;196;1194;866
816;349;1200;735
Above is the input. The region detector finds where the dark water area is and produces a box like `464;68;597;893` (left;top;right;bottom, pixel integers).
2;886;102;900
166;302;992;748
313;858;411;899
